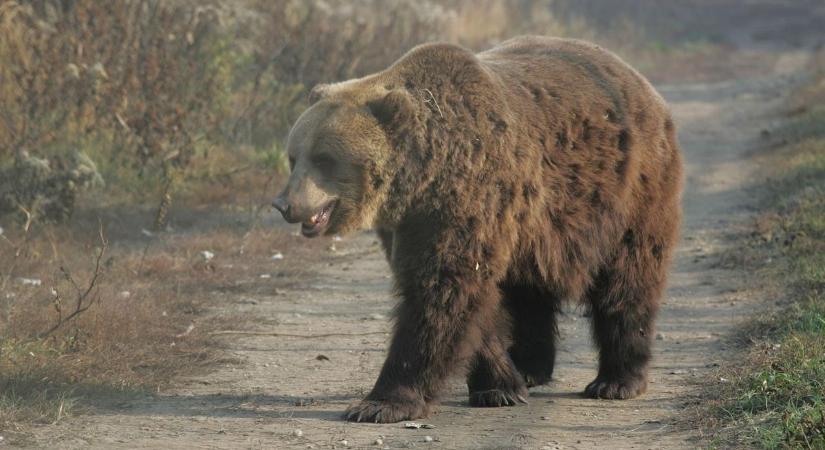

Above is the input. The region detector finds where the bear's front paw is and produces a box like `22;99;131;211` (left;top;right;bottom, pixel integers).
469;387;529;407
584;375;647;399
344;397;428;423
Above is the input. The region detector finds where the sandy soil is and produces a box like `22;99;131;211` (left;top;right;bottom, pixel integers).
19;6;824;450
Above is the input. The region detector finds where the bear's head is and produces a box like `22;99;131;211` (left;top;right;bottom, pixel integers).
272;81;415;237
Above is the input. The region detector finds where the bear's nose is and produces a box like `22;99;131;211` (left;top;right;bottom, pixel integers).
272;193;291;218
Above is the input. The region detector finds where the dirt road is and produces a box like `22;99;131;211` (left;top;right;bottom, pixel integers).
24;19;820;450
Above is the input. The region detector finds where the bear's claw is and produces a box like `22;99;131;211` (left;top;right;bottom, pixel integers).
344;398;428;423
469;388;529;407
584;375;647;399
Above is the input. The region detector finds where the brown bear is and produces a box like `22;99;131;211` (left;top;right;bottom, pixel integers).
272;36;683;423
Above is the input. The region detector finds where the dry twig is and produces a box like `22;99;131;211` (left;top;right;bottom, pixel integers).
38;222;108;339
421;88;444;118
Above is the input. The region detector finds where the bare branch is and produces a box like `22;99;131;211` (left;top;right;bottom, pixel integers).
38;221;108;339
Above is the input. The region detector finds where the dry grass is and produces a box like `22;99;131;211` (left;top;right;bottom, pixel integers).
0;198;328;434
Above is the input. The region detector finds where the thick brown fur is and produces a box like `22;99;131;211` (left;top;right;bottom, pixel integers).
277;36;683;423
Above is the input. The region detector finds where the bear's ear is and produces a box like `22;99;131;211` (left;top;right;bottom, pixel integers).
366;89;415;127
308;84;330;105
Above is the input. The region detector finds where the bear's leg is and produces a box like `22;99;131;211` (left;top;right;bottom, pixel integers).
584;230;666;400
466;331;528;407
345;278;503;423
504;283;561;387
345;219;508;422
344;284;499;422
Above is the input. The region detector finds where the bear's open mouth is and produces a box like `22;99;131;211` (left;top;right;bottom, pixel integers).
301;200;337;238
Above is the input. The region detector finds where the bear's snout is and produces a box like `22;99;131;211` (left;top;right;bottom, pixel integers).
272;193;298;223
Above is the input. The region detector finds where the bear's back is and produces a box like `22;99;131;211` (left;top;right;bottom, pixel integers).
476;36;680;210
478;36;670;144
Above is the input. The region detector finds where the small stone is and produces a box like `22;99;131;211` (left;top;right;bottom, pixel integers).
338;439;348;446
271;252;284;260
404;422;436;429
424;435;433;442
18;277;42;286
656;332;665;340
293;429;303;437
374;438;384;445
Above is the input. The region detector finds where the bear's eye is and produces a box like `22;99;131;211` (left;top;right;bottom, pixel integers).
311;153;336;173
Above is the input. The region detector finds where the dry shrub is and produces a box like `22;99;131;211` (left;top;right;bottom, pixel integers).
226;0;455;149
0;150;104;225
1;0;230;162
0;0;232;221
231;0;578;147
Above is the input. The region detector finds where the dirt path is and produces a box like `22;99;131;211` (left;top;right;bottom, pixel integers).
25;26;819;450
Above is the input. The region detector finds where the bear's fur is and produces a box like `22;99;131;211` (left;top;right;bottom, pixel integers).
277;36;683;423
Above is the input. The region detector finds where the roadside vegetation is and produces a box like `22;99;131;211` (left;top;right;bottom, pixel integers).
707;50;825;449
